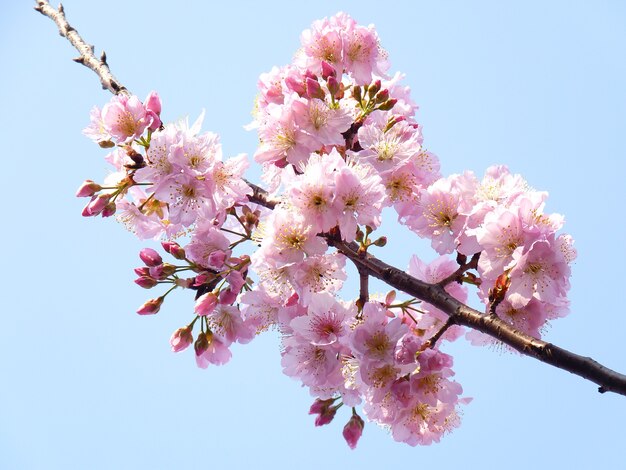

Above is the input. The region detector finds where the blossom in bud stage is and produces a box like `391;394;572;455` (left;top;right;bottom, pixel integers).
134;276;158;289
308;398;340;426
75;180;101;197
81;193;111;217
161;241;186;260
144;91;162;131
136;297;163;315
194;292;218;316
170;325;193;352
343;411;365;449
139;248;163;267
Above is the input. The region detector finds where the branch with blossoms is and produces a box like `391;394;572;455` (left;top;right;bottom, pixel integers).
37;0;626;449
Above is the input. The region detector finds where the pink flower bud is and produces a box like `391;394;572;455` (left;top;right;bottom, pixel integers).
139;248;163;267
170;325;193;353
342;411;365;450
327;75;341;98
144;91;162;132
195;292;218;316
284;75;306;96
137;296;163;315
384;290;396;306
134;276;158;289
320;61;336;80
305;77;325;100
309;398;340;427
76;180;102;197
161;241;186;260
134;267;150;277
101;201;117;217
82;194;111;217
194;331;212;356
219;289;237;306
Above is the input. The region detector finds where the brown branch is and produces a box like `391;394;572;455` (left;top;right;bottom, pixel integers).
327;238;626;396
36;1;626;397
35;0;129;96
356;266;369;310
437;252;480;287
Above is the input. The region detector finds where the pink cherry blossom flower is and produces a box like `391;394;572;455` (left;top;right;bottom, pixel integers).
101;94;150;143
289;253;346;303
194;331;232;368
194;292;218;316
292;97;353;147
185;223;232;270
289;293;350;346
281;333;345;389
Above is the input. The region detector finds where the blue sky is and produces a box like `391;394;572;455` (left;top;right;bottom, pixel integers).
1;1;625;468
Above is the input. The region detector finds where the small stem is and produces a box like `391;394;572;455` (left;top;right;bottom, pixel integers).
423;317;456;350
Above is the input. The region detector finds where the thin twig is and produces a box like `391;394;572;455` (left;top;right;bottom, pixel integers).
35;0;128;95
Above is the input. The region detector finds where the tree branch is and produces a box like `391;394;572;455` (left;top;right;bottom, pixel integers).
327;238;626;396
36;0;626;397
35;0;128;96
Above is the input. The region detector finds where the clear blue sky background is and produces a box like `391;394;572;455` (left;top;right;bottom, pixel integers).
1;1;625;469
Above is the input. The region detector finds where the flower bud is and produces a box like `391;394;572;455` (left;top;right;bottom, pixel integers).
101;201;117;217
305;77;325;100
320;61;336;80
327;75;341;98
170;325;193;353
98;140;116;149
82;193;111;217
375;88;389;104
194;292;218;316
377;98;397;111
352;85;362;103
367;79;381;98
309;398;340;427
161;241;186;260
136;296;163;315
134;276;158;289
139;248;163;267
372;236;387;247
342;411;365;449
76;180;102;197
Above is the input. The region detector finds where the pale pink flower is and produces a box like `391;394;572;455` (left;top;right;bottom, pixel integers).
254;96;318;167
289;293;351;346
211;153;252;211
404;175;469;254
507;237;572;309
333;161;386;240
185;223;232;270
154;172;215;227
206;304;255;344
289;253;346;303
194;332;232;368
281;333;345;389
292;97;353;147
255;207;327;265
83;106;112;145
101;94;150;143
285;151;343;232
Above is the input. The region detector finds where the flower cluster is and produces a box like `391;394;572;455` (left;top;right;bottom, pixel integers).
76;11;575;449
401;165;576;341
